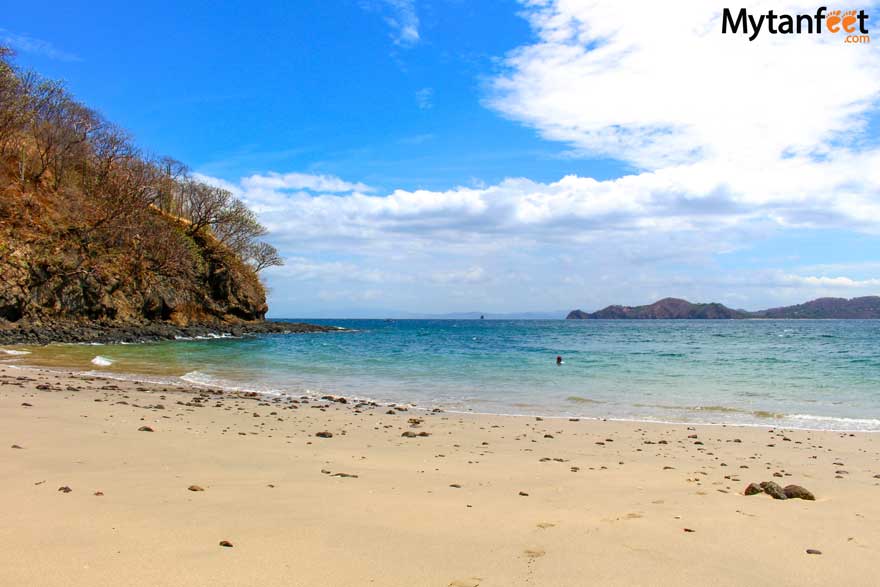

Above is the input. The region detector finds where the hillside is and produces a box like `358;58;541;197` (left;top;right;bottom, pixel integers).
567;296;880;319
0;47;326;343
753;296;880;319
567;298;747;319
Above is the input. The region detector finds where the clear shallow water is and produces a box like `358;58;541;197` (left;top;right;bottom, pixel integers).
3;319;880;431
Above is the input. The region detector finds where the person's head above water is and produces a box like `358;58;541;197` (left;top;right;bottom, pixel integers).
556;355;562;365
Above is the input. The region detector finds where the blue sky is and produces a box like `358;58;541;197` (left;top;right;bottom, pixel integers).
4;0;880;317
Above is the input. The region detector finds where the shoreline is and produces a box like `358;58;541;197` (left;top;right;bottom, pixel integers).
0;319;340;345
2;363;879;585
3;356;878;434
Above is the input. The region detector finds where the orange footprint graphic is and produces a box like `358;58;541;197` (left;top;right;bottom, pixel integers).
827;9;842;33
842;9;858;33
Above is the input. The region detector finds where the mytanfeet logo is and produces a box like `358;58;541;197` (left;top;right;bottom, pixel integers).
722;7;871;43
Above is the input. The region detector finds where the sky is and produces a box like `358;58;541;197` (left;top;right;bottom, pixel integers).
4;0;880;317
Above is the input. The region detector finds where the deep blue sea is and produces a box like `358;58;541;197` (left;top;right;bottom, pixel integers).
4;319;880;431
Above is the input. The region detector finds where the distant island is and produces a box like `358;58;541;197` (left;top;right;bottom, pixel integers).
566;296;880;319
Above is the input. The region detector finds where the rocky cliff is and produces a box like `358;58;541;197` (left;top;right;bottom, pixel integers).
0;47;319;344
0;185;296;344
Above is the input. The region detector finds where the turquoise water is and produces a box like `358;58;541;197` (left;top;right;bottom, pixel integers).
4;319;880;431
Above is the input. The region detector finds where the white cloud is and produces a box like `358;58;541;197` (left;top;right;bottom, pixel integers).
775;274;880;289
369;0;420;47
0;29;81;62
489;0;880;169
240;172;372;194
416;87;433;109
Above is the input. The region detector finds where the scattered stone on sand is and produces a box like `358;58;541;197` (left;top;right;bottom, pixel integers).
519;491;529;496
401;431;418;438
58;486;72;493
188;485;205;492
760;481;788;500
138;426;154;432
315;431;333;438
331;472;358;478
744;483;763;496
11;444;23;449
783;485;815;501
683;528;695;532
219;540;234;547
94;491;104;496
806;549;822;555
21;402;32;407
450;483;462;488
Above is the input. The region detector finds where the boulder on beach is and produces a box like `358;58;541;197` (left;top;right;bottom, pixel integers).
760;481;788;500
783;485;815;500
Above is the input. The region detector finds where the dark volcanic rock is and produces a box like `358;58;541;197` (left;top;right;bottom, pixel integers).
760;481;788;500
783;485;815;500
744;483;763;496
0;320;338;345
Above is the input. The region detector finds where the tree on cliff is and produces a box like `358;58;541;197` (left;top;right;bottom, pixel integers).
0;47;282;324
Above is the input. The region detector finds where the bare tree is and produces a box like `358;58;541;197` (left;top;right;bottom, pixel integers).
212;199;266;253
28;78;100;186
179;180;232;235
246;241;283;273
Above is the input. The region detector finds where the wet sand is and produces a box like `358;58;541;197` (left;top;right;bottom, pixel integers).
1;364;878;586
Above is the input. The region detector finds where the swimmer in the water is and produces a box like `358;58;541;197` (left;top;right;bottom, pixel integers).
556;355;563;365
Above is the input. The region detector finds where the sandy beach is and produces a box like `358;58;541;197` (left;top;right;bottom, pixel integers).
1;363;878;586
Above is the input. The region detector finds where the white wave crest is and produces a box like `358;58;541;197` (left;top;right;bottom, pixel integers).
788;414;880;429
0;349;31;356
90;356;113;367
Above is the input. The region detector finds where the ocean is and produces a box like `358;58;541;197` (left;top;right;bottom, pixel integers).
4;319;880;431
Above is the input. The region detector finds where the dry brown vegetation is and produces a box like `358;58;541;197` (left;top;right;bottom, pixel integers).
0;47;281;325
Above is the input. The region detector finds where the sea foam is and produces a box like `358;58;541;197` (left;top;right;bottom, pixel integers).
91;356;113;367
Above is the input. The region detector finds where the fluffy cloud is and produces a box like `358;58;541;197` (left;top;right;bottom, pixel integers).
366;0;420;47
489;0;880;168
239;172;372;194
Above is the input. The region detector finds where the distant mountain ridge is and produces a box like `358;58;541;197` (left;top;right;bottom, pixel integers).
566;296;880;320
